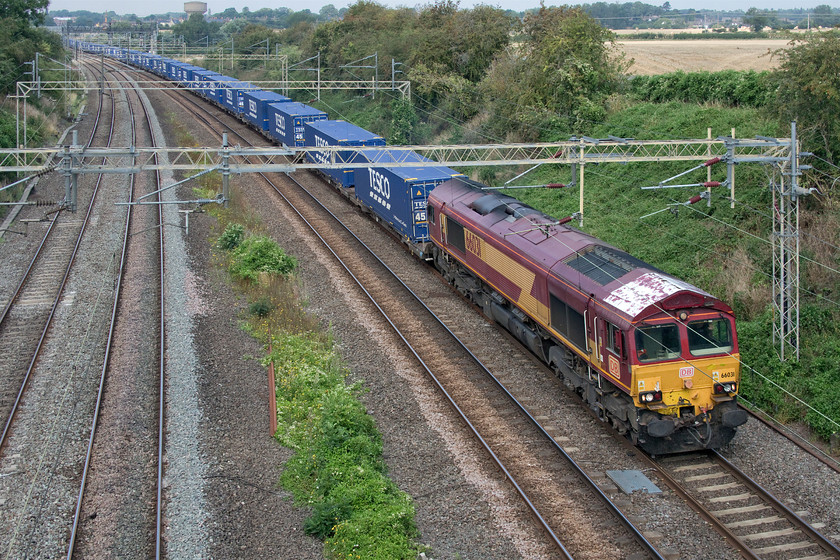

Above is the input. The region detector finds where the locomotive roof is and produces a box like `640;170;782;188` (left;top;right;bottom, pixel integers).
429;178;726;322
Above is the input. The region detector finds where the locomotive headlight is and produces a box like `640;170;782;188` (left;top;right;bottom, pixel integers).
639;391;663;404
714;383;737;394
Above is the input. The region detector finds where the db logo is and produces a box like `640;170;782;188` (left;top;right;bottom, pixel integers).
609;355;620;377
679;366;695;378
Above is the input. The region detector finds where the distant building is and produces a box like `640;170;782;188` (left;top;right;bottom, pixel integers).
184;2;207;17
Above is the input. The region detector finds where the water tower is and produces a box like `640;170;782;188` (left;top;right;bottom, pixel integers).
184;1;207;17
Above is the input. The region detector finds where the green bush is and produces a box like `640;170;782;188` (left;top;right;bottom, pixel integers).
228;235;297;281
217;222;245;250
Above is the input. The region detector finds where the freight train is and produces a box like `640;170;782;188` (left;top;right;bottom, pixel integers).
69;41;748;454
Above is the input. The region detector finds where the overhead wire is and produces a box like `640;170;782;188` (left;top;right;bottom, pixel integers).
584;164;840;310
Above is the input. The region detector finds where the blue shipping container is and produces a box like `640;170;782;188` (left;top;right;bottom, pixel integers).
242;91;292;131
192;70;222;97
209;75;238;106
166;61;186;81
354;150;462;243
220;81;256;114
303;120;386;187
266;102;327;147
181;65;205;85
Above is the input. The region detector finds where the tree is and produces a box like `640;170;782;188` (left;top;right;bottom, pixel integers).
319;4;339;21
811;5;838;28
171;13;222;46
286;9;316;28
220;18;248;38
0;0;49;26
412;1;512;83
390;97;418;144
770;33;840;166
218;7;239;20
743;7;771;32
480;5;630;139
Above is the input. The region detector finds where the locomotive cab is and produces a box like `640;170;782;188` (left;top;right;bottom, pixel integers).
629;310;747;452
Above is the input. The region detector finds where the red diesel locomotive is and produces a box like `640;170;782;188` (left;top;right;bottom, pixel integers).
427;178;747;455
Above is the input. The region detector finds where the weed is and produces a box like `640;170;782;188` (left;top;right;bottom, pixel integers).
218;223;245;250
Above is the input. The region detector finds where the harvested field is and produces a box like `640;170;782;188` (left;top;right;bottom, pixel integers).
618;39;791;75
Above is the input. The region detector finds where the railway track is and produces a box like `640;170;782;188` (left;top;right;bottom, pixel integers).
265;169;663;559
0;57;134;558
653;450;840;560
134;70;659;558
0;55;171;559
65;60;168;559
0;62;108;458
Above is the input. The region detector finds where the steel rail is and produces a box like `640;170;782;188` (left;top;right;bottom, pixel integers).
0;216;60;327
638;447;840;560
741;404;840;475
0;59;109;456
262;169;573;559
66;61;138;558
711;450;840;559
153;80;167;560
137;64;580;556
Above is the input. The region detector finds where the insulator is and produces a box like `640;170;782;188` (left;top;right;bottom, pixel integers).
704;157;722;167
558;216;574;225
687;194;703;205
36;200;59;206
702;181;722;188
546;183;567;189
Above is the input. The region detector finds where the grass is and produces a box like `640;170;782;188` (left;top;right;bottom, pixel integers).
217;229;422;558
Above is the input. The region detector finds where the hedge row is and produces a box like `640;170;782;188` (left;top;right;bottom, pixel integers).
626;70;776;107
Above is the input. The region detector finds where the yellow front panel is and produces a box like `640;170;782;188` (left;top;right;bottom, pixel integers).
633;354;740;414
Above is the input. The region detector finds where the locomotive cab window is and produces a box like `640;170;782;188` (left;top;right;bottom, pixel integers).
688;318;733;357
635;324;680;362
427;204;436;225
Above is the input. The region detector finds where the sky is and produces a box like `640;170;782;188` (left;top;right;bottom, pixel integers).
47;0;840;18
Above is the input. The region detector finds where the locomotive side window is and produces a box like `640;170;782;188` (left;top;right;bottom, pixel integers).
688;318;733;356
550;294;586;350
635;324;680;362
606;322;624;357
427;204;436;225
447;217;467;253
